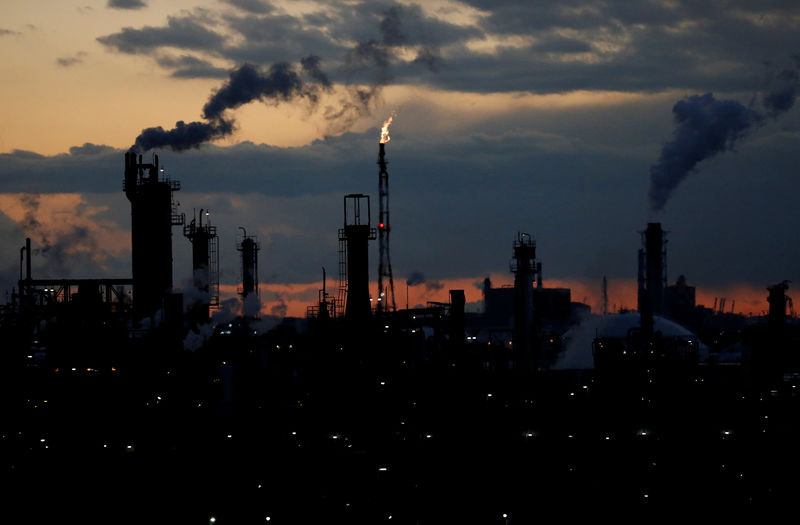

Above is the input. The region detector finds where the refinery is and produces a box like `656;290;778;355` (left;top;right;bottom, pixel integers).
1;127;799;523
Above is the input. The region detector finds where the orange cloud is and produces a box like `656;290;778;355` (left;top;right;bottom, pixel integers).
0;193;129;264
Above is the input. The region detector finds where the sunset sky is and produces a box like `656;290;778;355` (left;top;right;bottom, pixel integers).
1;0;799;318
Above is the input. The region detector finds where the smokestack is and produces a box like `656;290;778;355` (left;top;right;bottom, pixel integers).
536;262;543;289
25;237;31;281
124;152;181;320
341;194;376;324
237;227;260;303
511;232;536;362
450;289;465;345
184;209;218;325
644;223;666;315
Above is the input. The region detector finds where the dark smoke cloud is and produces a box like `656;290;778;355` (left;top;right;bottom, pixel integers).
406;271;425;286
324;6;442;134
648;94;758;211
649;61;800;211
202;61;324;120
762;65;800;116
131;6;443;151
270;293;288;318
134;119;234;153
133;59;328;152
18;194;98;271
406;271;443;291
425;280;444;291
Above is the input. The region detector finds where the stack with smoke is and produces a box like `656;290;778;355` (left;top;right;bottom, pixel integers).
649;59;800;211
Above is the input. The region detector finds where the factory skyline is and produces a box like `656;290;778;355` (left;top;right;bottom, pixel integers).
1;0;799;320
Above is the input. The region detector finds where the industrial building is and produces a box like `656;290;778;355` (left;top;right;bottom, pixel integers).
1;150;800;522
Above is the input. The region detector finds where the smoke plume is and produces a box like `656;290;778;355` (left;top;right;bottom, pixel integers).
18;193;99;271
648;94;758;211
323;5;441;135
406;271;425;287
649;61;800;211
406;271;444;291
132;6;442;151
270;293;288;318
133;58;330;152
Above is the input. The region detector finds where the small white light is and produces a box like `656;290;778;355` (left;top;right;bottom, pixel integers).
378;467;388;471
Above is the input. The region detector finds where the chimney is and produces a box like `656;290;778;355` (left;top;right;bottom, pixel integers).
341;194;376;324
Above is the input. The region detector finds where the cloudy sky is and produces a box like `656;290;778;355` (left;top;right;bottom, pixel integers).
1;0;799;317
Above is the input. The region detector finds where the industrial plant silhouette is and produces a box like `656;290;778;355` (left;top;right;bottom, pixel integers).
1;140;799;523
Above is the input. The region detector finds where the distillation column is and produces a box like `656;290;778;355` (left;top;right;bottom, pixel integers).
124;152;182;321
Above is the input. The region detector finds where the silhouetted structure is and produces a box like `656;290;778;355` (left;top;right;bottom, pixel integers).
767;280;791;330
638;222;666;335
124;152;182;320
376;142;396;315
237;228;260;305
340;194;376;324
511;232;536;359
664;274;696;322
183;209;219;325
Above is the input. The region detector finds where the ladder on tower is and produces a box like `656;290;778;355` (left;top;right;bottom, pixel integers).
336;229;347;318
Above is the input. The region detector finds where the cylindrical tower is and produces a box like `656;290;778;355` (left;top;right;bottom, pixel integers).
341;194;376;324
644;222;666;314
184;209;218;324
124;152;182;321
237;227;260;303
511;232;536;358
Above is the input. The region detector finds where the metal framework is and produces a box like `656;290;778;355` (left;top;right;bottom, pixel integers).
376;142;396;314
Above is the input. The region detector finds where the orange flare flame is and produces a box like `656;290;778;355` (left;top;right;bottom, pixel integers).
379;112;396;144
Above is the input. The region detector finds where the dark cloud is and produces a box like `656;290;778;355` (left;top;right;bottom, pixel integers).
762;62;800;116
97;15;224;54
2;112;800;294
221;0;273;14
69;143;115;156
107;0;147;9
56;52;87;67
156;54;229;79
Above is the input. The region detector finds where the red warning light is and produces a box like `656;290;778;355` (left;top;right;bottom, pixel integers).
379;223;385;229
